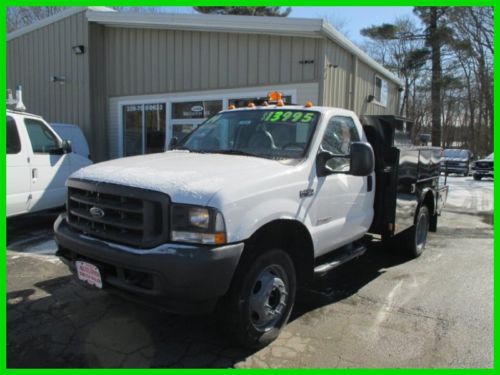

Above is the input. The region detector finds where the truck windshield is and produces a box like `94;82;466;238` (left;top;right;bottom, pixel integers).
178;109;320;159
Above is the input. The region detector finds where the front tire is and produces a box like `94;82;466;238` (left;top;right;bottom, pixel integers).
473;174;482;181
225;249;296;348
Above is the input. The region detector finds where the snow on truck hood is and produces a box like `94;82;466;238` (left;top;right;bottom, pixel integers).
70;150;294;206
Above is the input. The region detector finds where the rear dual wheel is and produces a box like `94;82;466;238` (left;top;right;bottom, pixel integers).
404;205;430;258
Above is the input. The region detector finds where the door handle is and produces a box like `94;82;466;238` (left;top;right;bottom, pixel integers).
32;168;38;181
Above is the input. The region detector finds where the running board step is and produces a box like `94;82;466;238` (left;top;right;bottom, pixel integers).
314;243;367;276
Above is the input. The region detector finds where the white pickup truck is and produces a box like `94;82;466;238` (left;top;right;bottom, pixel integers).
55;95;447;347
7;109;92;217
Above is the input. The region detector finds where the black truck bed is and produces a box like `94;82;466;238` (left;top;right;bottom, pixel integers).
361;115;448;237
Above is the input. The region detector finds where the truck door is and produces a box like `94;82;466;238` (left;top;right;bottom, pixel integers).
6;116;31;216
312;115;373;256
23;117;70;212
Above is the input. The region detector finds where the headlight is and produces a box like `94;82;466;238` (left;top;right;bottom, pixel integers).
189;207;210;229
171;204;226;245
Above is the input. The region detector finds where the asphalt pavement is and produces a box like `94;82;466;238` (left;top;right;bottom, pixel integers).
6;176;493;368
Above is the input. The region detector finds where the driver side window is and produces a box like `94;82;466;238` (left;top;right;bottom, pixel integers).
320;116;360;172
24;119;60;154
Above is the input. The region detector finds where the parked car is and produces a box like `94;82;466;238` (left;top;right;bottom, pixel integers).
54;93;448;348
441;148;473;176
50;123;91;160
472;153;493;180
7;110;92;217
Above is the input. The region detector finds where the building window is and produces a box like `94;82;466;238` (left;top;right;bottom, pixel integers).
171;100;223;143
228;95;292;107
172;100;222;119
374;75;388;106
122;102;166;156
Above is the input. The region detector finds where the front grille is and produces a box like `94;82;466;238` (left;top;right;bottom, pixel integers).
66;179;170;248
476;161;493;170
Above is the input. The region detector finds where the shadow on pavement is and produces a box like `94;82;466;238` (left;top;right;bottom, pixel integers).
7;239;413;368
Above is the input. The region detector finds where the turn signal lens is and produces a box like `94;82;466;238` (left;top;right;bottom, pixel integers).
304;101;313;108
214;232;226;245
268;91;283;101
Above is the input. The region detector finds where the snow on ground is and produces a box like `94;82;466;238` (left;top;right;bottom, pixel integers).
444;175;493;213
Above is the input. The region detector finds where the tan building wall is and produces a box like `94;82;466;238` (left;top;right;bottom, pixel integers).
103;27;322;97
7;9;402;161
320;39;401;116
7;10;93;152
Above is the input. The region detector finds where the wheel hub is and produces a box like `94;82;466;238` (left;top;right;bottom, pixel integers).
249;266;288;331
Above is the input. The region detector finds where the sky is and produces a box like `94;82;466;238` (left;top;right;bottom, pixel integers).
165;6;418;44
290;7;417;43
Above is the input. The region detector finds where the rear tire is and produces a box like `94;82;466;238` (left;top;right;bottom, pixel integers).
473;174;482;181
404;206;430;258
224;249;296;348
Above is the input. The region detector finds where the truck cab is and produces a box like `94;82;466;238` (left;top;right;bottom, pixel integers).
55;93;447;348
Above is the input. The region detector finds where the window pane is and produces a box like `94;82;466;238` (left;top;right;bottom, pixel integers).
24;119;59;153
144;103;166;154
375;77;382;101
123;104;143;156
172;100;222;119
7;117;21;154
228;96;292;107
173;124;198;143
320;116;359;172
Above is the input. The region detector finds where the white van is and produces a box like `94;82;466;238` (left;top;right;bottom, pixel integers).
7;110;92;217
50;123;91;160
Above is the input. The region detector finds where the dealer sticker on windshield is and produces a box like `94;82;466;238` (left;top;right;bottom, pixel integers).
76;261;103;289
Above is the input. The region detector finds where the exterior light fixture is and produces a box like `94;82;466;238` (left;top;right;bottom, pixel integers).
51;76;66;84
72;45;85;54
367;94;375;103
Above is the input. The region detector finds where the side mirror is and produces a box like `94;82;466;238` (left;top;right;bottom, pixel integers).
169;136;178;149
316;151;336;177
62;139;72;154
349;142;374;176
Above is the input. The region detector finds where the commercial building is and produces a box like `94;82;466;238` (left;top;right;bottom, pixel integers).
7;7;403;161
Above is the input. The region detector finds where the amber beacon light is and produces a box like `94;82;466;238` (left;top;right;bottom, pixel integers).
268;91;283;102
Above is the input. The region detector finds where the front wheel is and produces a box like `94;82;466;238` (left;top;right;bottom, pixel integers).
224;249;296;348
404;206;430;258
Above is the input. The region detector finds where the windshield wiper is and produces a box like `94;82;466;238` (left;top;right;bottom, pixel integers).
210;149;262;158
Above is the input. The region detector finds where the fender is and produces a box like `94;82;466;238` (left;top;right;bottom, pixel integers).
216;196;315;244
419;187;436;215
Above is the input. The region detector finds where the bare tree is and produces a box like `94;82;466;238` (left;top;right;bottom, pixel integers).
321;14;351;37
7;7;68;32
193;7;291;17
7;7;169;32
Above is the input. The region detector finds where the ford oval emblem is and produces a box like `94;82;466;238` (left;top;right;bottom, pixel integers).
89;206;105;218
